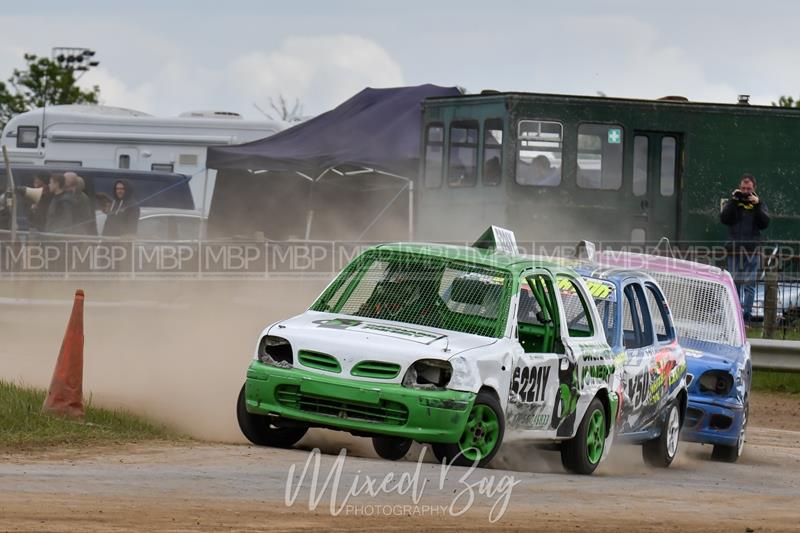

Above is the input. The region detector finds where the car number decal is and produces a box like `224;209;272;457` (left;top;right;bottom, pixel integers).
511;364;550;403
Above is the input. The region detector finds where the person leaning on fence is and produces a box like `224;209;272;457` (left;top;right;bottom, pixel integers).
45;173;75;234
720;173;770;321
102;179;140;237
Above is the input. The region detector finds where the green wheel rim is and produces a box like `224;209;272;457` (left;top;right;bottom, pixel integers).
586;408;606;465
458;404;500;461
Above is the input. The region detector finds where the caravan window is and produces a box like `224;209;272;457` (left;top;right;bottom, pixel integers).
423;124;444;188
577;123;623;190
118;154;131;169
482;119;503;186
45;160;82;167
151;163;174;172
16;126;39;148
516;120;562;187
448;121;479;187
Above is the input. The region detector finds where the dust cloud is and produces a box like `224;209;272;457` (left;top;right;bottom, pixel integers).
0;278;335;444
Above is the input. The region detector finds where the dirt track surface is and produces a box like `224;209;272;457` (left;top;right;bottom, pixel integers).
2;280;800;531
1;424;800;532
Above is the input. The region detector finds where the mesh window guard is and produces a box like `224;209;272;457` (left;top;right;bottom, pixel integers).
649;272;741;347
312;252;510;337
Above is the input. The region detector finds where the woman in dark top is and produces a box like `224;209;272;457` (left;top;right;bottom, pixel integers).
102;179;140;237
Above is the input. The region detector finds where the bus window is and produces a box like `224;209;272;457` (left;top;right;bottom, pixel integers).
482;118;503;186
516;120;562;187
423;124;444;188
660;137;677;196
448;120;479;187
577;123;623;190
633;135;648;197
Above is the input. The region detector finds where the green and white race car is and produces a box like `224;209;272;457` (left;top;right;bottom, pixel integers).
238;231;620;474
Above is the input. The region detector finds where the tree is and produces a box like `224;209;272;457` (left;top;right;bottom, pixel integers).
772;95;800;108
0;53;100;130
254;95;304;122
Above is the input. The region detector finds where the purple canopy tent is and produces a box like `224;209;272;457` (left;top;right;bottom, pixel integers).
206;84;460;240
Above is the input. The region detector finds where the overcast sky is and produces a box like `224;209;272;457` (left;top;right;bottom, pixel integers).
1;0;798;119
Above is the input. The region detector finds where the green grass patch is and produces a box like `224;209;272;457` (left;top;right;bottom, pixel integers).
0;380;184;451
751;370;800;394
746;324;800;341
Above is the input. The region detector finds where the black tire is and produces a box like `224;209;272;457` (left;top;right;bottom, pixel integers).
432;390;504;468
236;384;308;448
711;401;748;463
372;436;412;461
642;401;681;468
560;397;607;475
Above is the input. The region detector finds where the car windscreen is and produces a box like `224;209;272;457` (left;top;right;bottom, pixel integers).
310;251;510;338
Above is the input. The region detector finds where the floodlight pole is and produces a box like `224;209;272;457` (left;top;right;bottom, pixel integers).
2;145;18;242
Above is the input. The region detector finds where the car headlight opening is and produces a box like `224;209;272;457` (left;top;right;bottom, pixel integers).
258;335;293;366
403;359;453;389
698;370;734;396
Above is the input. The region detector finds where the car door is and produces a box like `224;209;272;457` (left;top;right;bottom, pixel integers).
618;280;659;433
552;272;615;438
642;281;685;408
506;270;562;432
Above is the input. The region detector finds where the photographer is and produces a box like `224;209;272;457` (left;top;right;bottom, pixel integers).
720;173;770;321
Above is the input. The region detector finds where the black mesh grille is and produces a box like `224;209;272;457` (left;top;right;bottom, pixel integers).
275;385;408;425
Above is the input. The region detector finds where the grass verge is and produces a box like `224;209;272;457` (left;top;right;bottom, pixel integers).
746;324;800;341
751;370;800;394
0;380;184;451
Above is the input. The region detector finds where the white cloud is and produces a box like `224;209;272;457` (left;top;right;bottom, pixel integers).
229;35;404;114
78;67;156;113
72;34;404;119
524;14;739;104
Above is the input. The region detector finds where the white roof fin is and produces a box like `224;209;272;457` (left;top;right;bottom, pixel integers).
473;226;518;254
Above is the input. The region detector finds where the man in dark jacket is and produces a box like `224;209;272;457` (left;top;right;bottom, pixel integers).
45;173;75;234
720;173;770;321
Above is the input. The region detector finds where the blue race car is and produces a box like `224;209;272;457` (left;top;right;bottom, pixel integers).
573;266;689;467
594;251;751;462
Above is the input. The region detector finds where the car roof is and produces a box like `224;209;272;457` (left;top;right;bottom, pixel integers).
573;263;659;286
372;242;575;274
138;207;205;218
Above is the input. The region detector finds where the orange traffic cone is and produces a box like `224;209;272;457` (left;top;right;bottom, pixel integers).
42;289;85;419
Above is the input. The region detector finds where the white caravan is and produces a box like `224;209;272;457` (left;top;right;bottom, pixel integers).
1;105;286;214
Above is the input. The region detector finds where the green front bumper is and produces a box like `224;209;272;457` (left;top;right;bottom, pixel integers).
245;361;475;443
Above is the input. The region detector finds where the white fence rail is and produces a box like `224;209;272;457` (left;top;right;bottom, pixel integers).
751;339;800;372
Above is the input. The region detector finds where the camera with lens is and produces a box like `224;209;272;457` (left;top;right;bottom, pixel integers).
732;190;751;203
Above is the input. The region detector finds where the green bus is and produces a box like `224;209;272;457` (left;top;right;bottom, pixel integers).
417;92;800;243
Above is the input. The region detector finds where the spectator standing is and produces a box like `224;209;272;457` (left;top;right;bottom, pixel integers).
64;172;97;235
103;179;139;237
28;173;52;231
45;173;74;234
720;173;770;321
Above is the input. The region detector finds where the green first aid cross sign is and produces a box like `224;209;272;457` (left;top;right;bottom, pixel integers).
608;128;622;144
